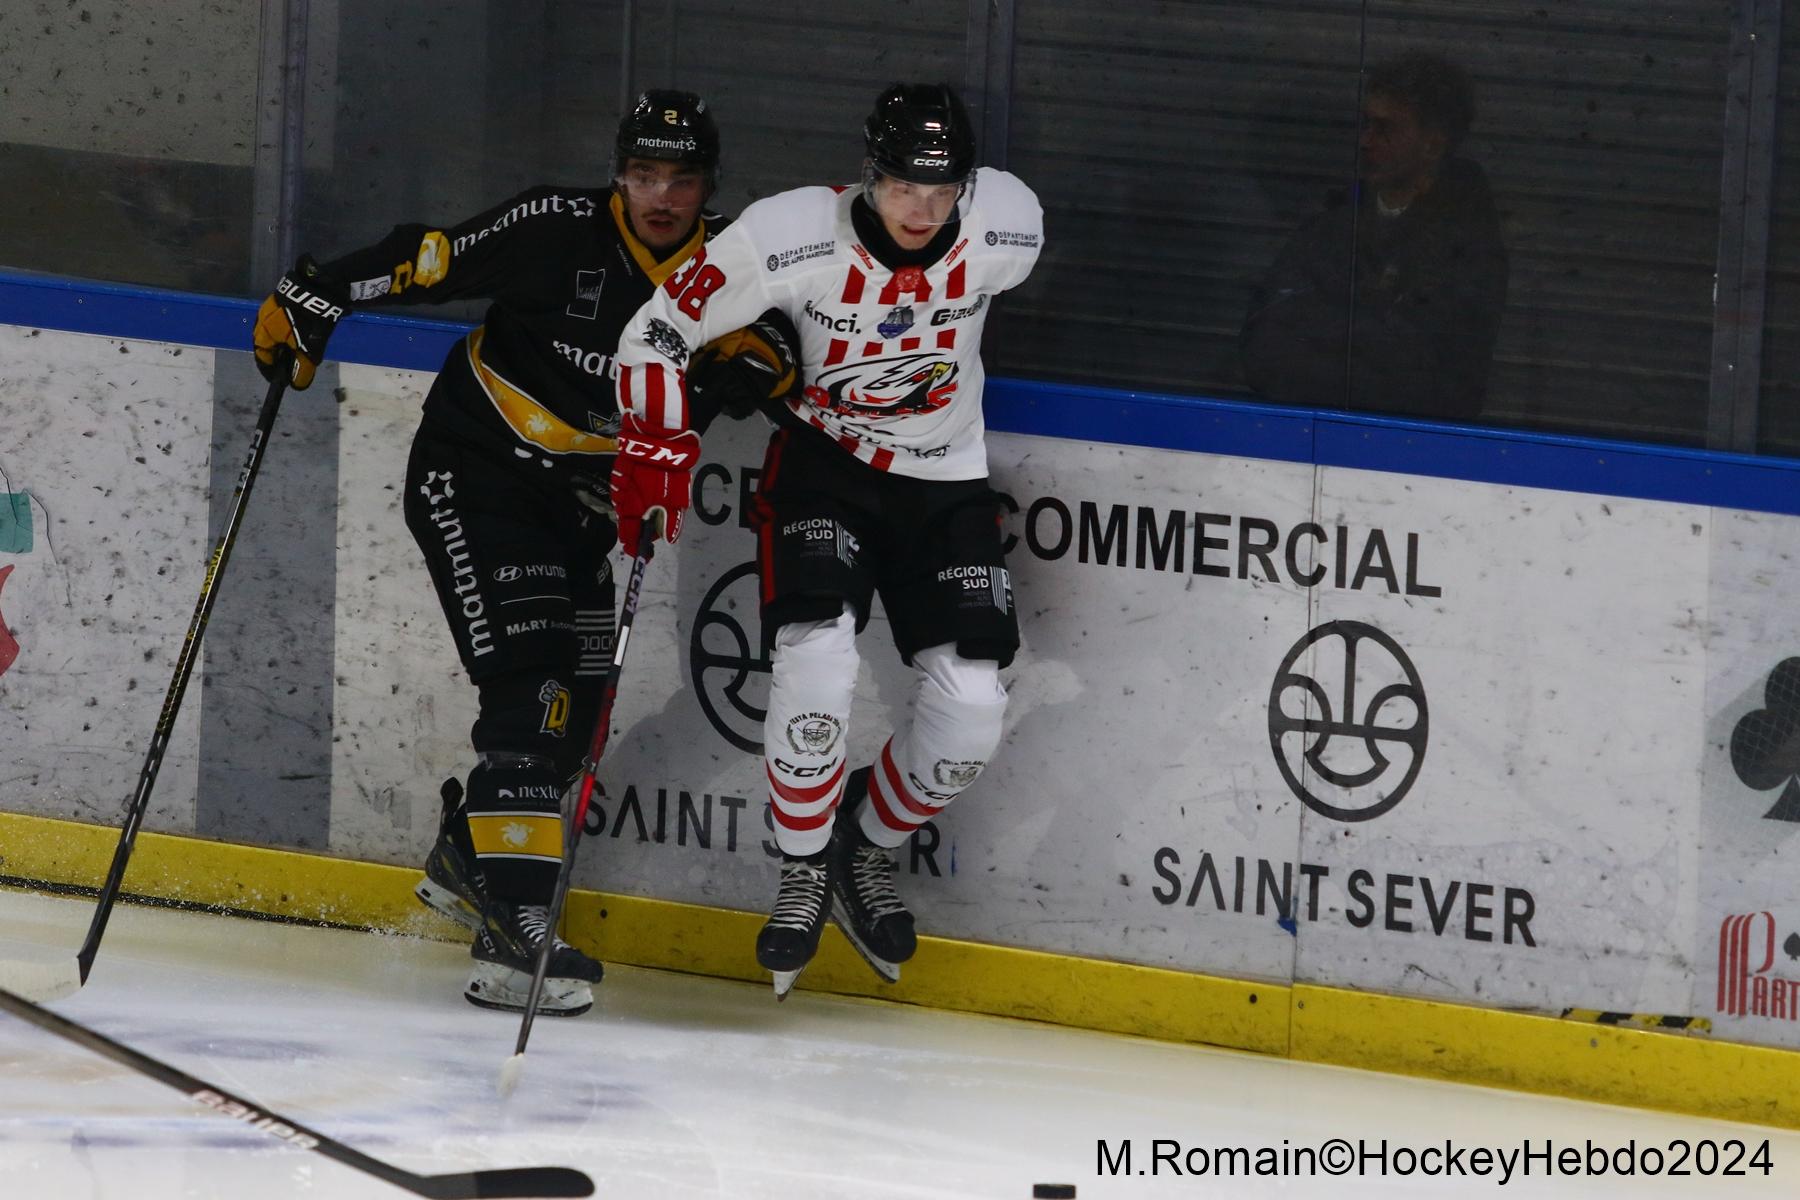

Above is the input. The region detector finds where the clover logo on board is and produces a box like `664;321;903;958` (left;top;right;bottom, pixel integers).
1731;658;1800;821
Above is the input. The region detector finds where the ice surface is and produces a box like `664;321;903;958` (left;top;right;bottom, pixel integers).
1;886;1796;1198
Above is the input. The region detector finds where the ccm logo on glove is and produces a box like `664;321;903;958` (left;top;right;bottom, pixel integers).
619;436;699;468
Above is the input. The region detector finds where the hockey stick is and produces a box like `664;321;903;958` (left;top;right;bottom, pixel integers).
0;985;594;1198
499;517;660;1093
0;368;291;1003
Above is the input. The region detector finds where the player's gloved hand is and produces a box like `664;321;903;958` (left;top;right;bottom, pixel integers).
687;310;800;430
610;417;701;551
253;256;350;389
570;468;616;520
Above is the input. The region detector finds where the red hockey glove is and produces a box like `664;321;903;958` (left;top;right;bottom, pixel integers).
610;419;701;551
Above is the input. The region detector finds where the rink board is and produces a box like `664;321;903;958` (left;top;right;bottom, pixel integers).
6;283;1800;1116
8;808;1798;1129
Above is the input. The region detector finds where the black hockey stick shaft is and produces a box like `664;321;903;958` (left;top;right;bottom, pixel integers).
512;517;659;1057
0;986;593;1198
75;369;290;986
0;993;590;1194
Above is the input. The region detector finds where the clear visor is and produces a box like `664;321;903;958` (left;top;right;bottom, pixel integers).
614;161;709;208
860;162;976;231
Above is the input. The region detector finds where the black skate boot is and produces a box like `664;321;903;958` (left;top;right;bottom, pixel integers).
828;769;916;984
465;900;605;1017
413;777;486;931
755;850;833;1001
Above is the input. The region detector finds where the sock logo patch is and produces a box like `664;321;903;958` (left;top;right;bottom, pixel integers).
932;759;984;789
786;712;844;755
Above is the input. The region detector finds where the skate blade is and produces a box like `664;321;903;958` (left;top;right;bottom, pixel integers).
414;878;482;931
464;962;593;1017
770;968;803;1001
829;902;903;984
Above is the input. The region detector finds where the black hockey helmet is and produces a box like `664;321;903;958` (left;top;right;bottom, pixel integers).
863;83;975;185
615;89;720;183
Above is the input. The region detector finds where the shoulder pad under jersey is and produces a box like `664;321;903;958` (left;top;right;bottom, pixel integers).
968;167;1043;250
735;186;845;277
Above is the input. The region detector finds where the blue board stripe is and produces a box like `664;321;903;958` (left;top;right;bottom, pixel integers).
5;269;1798;516
0;270;467;372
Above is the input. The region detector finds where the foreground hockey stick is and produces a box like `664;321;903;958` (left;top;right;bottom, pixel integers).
0;369;294;1004
0;985;593;1198
499;517;660;1093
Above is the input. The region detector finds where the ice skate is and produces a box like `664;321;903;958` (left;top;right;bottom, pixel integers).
465;901;604;1017
413;778;487;931
755;851;832;1000
828;769;915;984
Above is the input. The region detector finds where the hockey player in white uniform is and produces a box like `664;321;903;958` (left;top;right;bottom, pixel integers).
609;83;1043;996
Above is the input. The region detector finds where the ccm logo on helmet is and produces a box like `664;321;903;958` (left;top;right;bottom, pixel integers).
276;277;345;321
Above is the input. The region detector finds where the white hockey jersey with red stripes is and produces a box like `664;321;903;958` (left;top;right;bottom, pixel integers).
615;167;1043;480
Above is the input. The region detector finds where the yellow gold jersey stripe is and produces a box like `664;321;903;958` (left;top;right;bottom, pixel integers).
609;193;708;286
467;812;564;860
466;326;618;456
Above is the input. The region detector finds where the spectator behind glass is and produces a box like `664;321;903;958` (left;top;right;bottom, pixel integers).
1241;52;1508;422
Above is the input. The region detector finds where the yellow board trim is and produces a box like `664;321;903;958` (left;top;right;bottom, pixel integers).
2;810;1795;1129
466;812;563;860
1291;985;1796;1129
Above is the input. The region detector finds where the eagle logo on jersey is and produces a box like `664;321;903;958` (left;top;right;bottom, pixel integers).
813;353;959;419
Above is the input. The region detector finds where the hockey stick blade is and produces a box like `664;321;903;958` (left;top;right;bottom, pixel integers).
0;986;594;1198
0;950;82;1003
403;1166;595;1200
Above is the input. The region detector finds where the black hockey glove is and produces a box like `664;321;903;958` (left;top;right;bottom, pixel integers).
254;256;350;389
570;467;617;520
687;308;801;432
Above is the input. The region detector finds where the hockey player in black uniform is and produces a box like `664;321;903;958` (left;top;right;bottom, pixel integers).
251;91;797;1016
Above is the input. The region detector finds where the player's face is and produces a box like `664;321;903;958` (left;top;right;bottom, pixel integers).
617;158;707;251
870;173;964;250
1359;93;1445;193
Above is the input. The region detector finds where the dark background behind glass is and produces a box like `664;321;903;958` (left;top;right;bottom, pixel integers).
0;0;1785;456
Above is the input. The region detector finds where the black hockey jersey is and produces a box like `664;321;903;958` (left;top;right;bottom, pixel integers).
322;186;728;458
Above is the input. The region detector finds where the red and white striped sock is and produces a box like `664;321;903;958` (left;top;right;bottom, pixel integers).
857;647;1007;849
763;606;858;857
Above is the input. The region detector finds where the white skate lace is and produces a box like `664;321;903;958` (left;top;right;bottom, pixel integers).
517;905;573;952
849;845;907;921
768;860;829;931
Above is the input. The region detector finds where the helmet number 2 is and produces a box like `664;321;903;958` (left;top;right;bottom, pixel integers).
663;250;727;320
